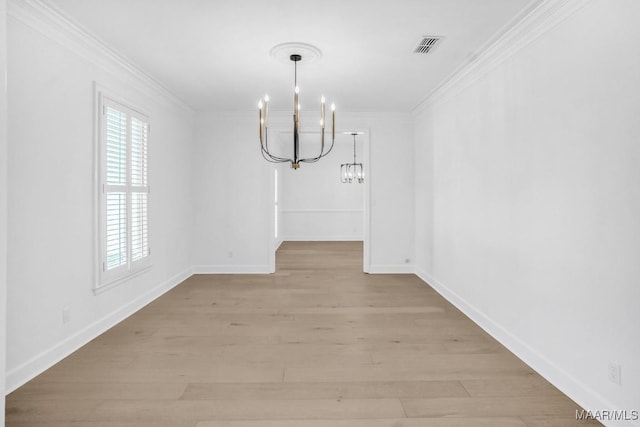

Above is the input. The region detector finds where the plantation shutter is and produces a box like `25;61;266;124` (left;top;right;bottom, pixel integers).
105;106;128;271
99;96;151;287
130;116;149;262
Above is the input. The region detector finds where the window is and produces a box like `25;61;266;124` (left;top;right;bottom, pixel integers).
96;94;150;290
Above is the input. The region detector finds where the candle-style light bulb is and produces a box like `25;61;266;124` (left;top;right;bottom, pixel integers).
258;103;263;140
263;95;269;127
321;96;325;104
331;103;336;138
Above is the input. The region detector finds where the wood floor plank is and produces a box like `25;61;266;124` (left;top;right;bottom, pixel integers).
196;419;528;427
9;398;405;423
180;380;468;400
401;396;580;418
5;241;599;426
283;306;447;315
216;343;374;366
7;423;196;427
7;382;187;400
33;362;284;384
460;377;564;398
520;415;604;426
92;398;406;422
284;354;536;383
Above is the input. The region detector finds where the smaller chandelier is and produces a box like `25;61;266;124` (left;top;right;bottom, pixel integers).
258;53;336;169
341;132;364;184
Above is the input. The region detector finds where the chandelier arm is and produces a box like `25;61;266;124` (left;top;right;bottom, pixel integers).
261;146;291;163
261;127;293;163
263;127;271;154
262;152;291;163
261;145;292;162
300;129;326;163
263;156;290;164
259;123;269;156
261;151;282;163
299;132;336;163
261;134;293;163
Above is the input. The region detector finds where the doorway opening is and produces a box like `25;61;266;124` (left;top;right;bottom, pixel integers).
268;130;370;273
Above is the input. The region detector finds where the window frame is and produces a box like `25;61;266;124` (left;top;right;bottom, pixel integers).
94;85;151;293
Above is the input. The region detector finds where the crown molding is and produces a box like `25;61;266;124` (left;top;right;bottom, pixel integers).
412;0;591;116
195;109;413;123
7;0;193;113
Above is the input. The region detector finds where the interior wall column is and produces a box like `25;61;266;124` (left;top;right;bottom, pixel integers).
0;0;9;423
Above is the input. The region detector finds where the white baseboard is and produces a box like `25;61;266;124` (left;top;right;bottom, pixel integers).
281;235;364;241
414;268;635;427
367;264;414;274
191;265;273;274
6;267;192;393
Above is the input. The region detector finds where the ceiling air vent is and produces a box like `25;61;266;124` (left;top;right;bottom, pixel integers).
414;36;443;54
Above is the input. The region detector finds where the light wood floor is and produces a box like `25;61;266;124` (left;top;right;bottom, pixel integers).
6;241;599;426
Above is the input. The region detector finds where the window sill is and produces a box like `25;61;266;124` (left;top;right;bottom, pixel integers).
93;263;153;295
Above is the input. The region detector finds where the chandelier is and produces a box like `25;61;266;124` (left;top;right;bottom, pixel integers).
341;132;364;184
258;54;335;169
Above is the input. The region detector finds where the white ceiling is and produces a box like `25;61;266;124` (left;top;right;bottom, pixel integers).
46;0;539;112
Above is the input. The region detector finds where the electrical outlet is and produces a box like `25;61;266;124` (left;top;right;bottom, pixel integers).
62;307;71;324
228;251;233;258
608;362;621;385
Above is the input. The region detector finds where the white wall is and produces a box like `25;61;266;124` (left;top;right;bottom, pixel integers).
414;110;434;277
0;0;8;422
345;112;414;273
191;111;273;273
280;131;365;241
414;0;640;423
5;2;194;391
192;111;414;274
